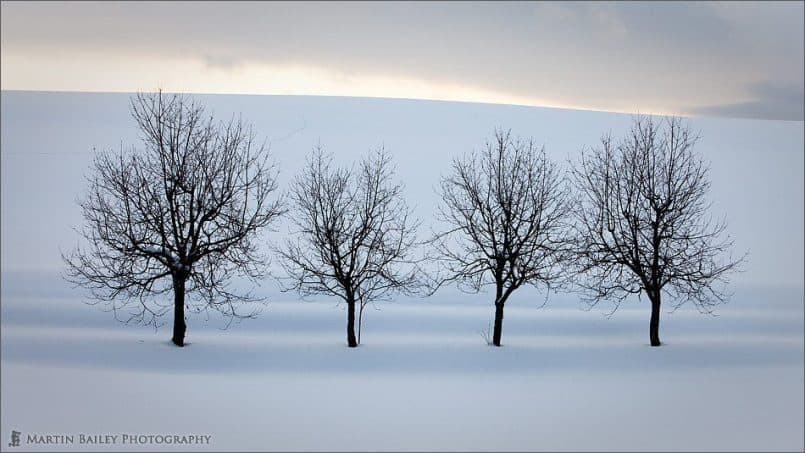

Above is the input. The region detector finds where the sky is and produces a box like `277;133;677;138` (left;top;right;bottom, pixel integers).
1;1;803;120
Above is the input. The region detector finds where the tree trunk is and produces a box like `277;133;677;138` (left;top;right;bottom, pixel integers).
357;302;364;346
346;299;358;348
172;275;187;347
649;290;661;347
492;302;505;347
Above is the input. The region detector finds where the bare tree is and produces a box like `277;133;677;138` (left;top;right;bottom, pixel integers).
278;147;420;347
570;116;744;346
431;130;570;347
63;91;285;347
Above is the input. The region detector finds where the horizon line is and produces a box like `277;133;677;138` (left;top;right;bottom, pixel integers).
6;88;800;123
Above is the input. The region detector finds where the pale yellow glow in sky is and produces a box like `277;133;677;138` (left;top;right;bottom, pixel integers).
0;52;676;116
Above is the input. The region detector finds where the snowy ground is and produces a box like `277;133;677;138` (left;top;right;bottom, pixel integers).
1;274;802;452
1;91;803;451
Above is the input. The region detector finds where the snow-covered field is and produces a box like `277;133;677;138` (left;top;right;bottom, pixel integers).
1;274;803;452
1;91;803;451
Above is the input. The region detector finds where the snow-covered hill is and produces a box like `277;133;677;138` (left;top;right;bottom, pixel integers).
1;91;803;451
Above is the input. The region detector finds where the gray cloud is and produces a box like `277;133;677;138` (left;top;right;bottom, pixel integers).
203;54;242;70
1;1;802;120
691;82;805;121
